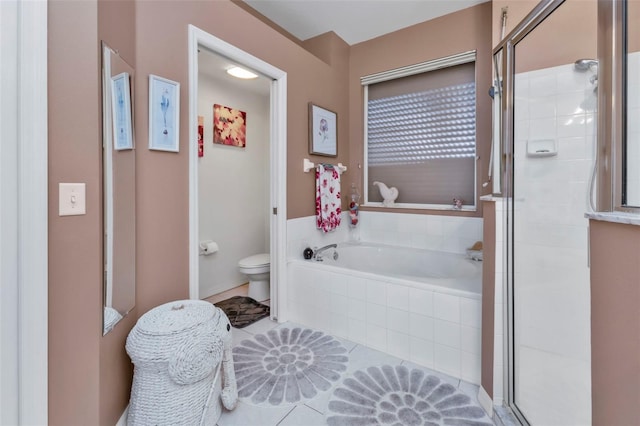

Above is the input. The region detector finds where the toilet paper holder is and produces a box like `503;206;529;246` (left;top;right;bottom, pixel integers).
199;240;219;256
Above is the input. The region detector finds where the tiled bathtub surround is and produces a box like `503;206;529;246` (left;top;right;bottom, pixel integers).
358;211;483;254
286;213;351;260
285;211;484;384
287;211;483;259
286;260;482;385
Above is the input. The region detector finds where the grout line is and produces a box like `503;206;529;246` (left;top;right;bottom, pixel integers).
274;406;297;426
304;403;324;415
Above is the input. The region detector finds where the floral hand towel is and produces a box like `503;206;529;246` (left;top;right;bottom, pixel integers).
316;164;341;232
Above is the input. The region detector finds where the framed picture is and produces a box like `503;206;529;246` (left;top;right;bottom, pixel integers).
213;104;247;147
110;72;133;150
148;74;180;152
308;103;337;157
198;115;204;157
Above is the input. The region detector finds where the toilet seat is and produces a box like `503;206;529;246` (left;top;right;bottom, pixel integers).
238;253;270;269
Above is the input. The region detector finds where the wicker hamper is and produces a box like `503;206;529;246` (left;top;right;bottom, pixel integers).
126;300;237;426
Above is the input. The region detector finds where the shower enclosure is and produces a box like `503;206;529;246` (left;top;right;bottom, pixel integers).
493;0;597;424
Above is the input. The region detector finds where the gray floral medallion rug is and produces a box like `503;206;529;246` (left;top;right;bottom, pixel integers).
326;365;493;426
232;327;349;406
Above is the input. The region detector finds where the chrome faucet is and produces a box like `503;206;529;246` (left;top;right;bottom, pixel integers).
313;244;338;261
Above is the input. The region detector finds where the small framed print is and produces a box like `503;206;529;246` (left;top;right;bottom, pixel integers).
309;103;337;157
110;72;133;150
148;74;180;152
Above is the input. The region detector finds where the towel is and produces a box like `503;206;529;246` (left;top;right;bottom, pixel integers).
316;164;341;232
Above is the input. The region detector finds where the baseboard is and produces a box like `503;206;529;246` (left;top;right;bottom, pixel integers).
477;386;493;416
116;405;128;426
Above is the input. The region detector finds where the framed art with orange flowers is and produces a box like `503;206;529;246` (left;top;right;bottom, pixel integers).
309;102;337;157
213;104;247;147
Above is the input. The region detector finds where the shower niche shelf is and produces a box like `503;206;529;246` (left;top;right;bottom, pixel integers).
527;139;557;157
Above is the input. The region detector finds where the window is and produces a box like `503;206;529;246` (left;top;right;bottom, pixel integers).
363;52;477;209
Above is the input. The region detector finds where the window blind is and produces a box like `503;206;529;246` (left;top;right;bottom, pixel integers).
367;82;476;165
365;61;476;206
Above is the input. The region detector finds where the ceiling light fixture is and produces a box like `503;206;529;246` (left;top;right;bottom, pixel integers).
226;66;258;79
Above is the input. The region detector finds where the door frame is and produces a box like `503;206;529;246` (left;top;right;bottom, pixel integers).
0;0;48;423
187;25;288;321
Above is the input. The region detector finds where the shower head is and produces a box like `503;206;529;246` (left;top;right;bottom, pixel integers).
574;59;598;71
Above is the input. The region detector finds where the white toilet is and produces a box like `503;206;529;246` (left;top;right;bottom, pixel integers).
238;253;270;302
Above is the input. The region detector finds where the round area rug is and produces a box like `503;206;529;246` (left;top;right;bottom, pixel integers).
326;365;493;426
232;327;349;406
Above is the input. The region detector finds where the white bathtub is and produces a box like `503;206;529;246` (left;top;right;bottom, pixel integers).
286;242;483;384
317;243;481;296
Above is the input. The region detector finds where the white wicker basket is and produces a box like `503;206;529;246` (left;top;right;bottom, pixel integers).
126;300;235;426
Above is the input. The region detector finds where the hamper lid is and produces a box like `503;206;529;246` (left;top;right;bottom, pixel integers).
136;300;215;336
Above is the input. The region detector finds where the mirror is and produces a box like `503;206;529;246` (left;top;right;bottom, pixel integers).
625;1;640;206
102;42;136;335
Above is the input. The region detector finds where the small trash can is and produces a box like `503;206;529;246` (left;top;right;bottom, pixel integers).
126;300;237;426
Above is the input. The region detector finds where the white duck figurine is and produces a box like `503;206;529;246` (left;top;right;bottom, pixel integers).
373;181;399;207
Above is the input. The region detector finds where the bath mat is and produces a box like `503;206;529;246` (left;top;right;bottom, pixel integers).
232;327;349;406
326;365;493;426
214;296;270;328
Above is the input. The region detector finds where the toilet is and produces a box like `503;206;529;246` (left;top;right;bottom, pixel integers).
238;253;270;302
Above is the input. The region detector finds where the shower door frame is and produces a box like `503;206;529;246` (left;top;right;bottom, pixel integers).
492;1;568;424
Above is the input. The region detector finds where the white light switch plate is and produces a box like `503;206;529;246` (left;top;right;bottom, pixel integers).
59;183;86;216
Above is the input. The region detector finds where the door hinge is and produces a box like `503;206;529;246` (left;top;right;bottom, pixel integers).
273;207;277;215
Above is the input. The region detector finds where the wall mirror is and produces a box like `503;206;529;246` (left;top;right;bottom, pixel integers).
102;42;136;335
624;0;640;207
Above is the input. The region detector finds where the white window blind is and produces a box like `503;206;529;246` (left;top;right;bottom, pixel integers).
367;82;476;165
364;58;477;208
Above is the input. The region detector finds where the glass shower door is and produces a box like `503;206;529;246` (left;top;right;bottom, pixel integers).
505;0;596;424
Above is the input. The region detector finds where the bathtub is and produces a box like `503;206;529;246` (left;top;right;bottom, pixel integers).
286;242;483;384
317;243;481;296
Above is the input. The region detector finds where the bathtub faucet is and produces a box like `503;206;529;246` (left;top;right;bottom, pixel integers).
313;244;338;261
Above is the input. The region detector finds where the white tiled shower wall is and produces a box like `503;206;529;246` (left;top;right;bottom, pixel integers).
627;51;640;204
285;211;484;384
510;63;593;424
491;199;506;406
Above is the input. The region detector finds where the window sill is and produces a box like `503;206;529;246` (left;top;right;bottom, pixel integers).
585;211;640;226
363;202;476;212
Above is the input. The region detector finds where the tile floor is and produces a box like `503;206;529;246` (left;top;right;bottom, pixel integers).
218;316;495;426
204;283;251;305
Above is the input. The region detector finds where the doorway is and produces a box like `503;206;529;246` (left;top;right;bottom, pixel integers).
187;26;287;321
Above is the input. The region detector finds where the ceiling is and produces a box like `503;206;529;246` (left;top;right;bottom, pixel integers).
244;0;489;45
198;48;271;96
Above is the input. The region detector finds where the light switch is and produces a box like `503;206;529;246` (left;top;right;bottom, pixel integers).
59;183;86;216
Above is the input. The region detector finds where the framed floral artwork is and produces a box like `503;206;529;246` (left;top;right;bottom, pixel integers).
197;115;204;157
309;103;337;157
213;104;246;147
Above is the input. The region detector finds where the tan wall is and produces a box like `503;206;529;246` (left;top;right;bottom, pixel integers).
492;0;597;73
348;2;493;218
134;1;350;225
589;220;640;425
481;201;496;397
49;0;350;424
48;1;102;424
